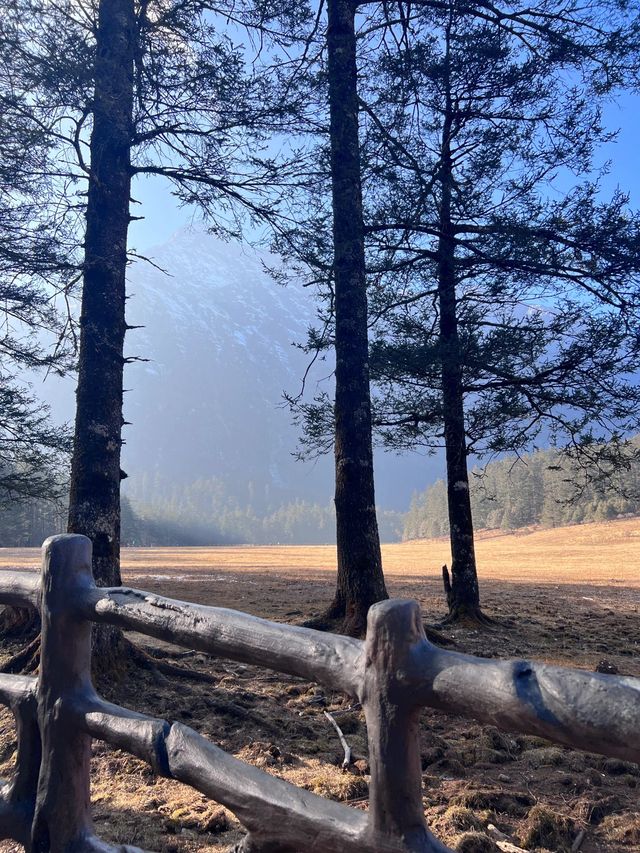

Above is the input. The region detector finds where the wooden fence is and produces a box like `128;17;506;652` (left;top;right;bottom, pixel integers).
0;534;639;852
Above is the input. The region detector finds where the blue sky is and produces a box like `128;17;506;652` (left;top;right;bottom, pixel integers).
129;93;639;254
598;94;639;203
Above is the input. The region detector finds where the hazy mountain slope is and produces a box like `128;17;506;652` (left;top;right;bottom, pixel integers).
121;228;438;513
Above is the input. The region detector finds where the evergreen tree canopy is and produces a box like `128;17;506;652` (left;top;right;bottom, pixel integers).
0;9;75;502
0;0;306;597
271;0;640;619
404;437;640;539
360;4;640;467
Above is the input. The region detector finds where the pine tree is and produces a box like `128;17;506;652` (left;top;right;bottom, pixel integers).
323;0;388;635
404;438;640;538
0;5;74;504
361;1;640;620
270;0;640;627
4;0;292;589
0;0;302;667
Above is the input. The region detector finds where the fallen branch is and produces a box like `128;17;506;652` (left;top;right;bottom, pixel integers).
487;823;527;853
423;624;456;646
0;635;41;674
323;710;353;769
486;824;509;842
496;843;528;853
571;829;586;852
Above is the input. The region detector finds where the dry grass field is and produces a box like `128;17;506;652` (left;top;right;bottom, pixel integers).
1;517;639;853
4;514;640;586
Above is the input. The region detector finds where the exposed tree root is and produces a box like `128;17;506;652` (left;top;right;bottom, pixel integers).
205;695;284;736
301;596;352;631
0;605;40;639
340;607;368;639
436;608;499;629
440;564;499;628
322;596;346;622
303;594;370;637
303;611;456;646
146;655;216;685
0;634;41;674
141;647;196;661
300;614;343;633
100;636;217;686
301;609;368;638
423;624;456;646
0;630;216;686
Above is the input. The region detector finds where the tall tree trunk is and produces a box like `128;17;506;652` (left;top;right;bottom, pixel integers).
67;0;135;660
325;0;388;636
437;33;482;622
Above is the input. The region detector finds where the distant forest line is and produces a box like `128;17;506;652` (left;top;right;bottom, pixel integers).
404;439;640;540
0;484;404;547
1;440;638;548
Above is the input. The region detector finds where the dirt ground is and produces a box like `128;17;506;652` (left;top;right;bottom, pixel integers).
1;518;639;852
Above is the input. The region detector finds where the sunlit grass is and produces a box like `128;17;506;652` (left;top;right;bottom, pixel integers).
2;516;639;587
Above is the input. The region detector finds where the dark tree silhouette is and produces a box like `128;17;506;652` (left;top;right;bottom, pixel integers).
275;0;640;625
0;10;76;645
0;11;74;504
324;0;388;635
66;0;136;610
2;0;295;665
362;3;640;621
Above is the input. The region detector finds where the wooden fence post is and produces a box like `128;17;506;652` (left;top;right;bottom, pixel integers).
11;689;41;851
31;534;97;853
0;680;40;850
363;599;448;853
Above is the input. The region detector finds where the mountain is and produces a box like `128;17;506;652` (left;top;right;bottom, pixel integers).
113;227;440;518
123;228;325;510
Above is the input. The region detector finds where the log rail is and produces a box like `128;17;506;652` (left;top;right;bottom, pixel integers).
0;534;638;852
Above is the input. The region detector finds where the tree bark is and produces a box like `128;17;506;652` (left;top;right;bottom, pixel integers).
67;0;135;660
436;30;482;621
325;0;388;636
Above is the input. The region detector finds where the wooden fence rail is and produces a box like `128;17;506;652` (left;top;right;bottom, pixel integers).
0;534;638;852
